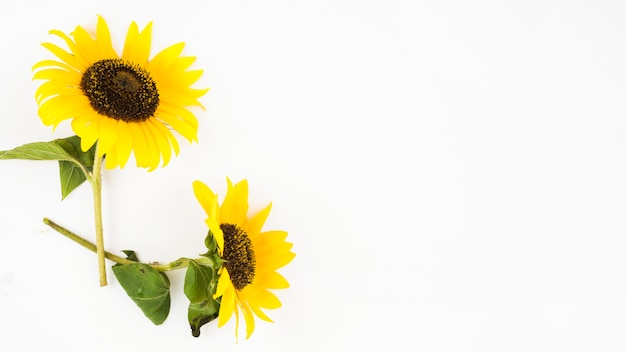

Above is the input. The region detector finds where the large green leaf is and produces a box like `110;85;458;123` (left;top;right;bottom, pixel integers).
112;262;171;325
0;141;75;161
0;136;97;199
184;260;220;337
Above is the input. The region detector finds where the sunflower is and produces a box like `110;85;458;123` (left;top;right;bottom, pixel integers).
33;15;208;170
192;178;295;339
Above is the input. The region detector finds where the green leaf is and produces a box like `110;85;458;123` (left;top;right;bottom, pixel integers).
201;230;223;268
184;260;220;337
55;136;96;199
188;299;220;338
185;260;213;303
0;136;98;199
59;160;87;199
57;135;96;168
112;263;171;325
120;250;140;262
0;141;75;161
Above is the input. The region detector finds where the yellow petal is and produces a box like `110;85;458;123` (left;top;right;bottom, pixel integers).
36;98;65;125
49;29;90;68
141;120;166;169
71;114;100;151
251;230;288;251
141;122;161;171
122;21;152;65
35;81;82;104
238;296;256;339
244;203;272;239
95;15;117;58
146;55;196;89
37;96;77;118
179;69;204;86
220;179;249;225
71;25;99;64
157;70;204;90
243;285;282;309
171;55;196;72
217;285;236;327
151;118;180;155
193;180;217;217
206;217;224;252
95;117;119;156
104;144;121;169
127;122;150;168
145;120;171;166
135;21;153;64
254;271;290;289
40;42;85;71
121;22;140;63
255;240;294;260
233;296;241;342
146;42;185;73
38;95;90;123
33;68;80;84
124;122;159;171
157;102;201;129
214;269;231;299
257;251;296;271
32;59;76;72
113;121;133;168
154;109;197;142
247;299;274;323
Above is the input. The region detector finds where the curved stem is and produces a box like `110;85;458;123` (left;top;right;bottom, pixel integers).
71;159;92;183
43;218;134;266
43;218;203;273
151;258;190;272
88;143;107;286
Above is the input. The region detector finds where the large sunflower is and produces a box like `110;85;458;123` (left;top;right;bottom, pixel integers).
33;15;208;170
192;178;295;339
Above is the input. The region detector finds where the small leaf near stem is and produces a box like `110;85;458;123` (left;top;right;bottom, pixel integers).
59;160;87;199
184;259;220;337
56;136;96;199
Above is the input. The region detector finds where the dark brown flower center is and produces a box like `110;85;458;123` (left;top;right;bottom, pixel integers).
221;223;256;290
80;59;159;122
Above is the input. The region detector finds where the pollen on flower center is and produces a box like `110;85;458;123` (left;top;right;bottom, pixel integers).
221;223;256;290
80;59;159;122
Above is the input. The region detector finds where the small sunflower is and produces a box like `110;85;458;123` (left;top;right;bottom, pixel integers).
33;15;208;170
193;178;295;339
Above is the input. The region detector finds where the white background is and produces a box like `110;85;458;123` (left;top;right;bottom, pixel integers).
1;0;626;351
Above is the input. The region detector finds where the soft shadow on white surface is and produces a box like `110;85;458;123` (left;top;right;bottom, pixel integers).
2;0;626;351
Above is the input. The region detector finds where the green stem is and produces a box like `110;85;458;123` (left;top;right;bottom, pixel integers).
88;143;107;286
151;258;190;272
43;218;135;266
70;159;92;183
43;218;201;272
